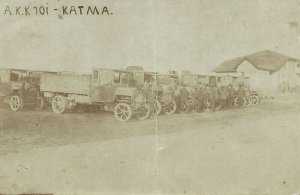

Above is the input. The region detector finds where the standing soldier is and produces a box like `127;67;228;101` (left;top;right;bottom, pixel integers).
204;84;211;110
143;82;155;117
220;86;229;110
237;84;246;108
179;84;189;112
227;84;236;109
196;82;205;113
209;84;219;112
173;84;181;113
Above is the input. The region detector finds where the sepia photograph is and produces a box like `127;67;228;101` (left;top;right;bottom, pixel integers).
0;0;300;194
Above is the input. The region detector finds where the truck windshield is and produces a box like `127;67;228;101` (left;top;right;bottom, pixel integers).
115;72;129;84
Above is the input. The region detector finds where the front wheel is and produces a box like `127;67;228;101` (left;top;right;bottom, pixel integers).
114;103;132;122
52;95;68;114
164;99;177;115
10;95;23;112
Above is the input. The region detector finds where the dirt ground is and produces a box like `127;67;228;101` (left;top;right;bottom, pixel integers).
0;94;300;194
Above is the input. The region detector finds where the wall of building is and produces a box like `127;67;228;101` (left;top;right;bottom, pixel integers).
270;60;300;92
215;59;300;93
236;60;270;91
0;69;10;83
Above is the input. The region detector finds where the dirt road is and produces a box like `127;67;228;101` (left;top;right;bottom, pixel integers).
0;95;300;194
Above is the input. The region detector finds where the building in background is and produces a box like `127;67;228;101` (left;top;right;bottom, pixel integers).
213;50;300;92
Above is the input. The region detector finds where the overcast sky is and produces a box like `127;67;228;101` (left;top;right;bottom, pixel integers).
0;0;300;74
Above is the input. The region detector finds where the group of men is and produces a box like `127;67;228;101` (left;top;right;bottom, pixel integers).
174;83;247;113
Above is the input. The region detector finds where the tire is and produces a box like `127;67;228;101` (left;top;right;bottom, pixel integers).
153;100;162;116
114;103;132;122
251;95;259;105
10;95;23;112
164;99;177;115
234;97;239;107
245;97;251;107
52;95;68;114
234;97;246;107
136;104;151;120
204;99;211;111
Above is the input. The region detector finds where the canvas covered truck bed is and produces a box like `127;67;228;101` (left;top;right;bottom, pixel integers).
40;73;92;96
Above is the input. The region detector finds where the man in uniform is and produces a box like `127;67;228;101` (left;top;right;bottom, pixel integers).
195;82;205;113
209;84;220;112
237;84;246;108
204;84;211;110
143;82;156;117
179;84;189;112
227;84;236;109
173;84;181;113
220;86;229;110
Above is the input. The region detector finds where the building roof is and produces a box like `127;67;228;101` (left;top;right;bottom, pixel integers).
213;50;300;73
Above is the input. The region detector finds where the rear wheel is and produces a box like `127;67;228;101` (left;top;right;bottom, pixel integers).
52;95;68;114
114;103;132;122
10;95;23;112
234;97;246;107
251;95;259;105
164;99;177;115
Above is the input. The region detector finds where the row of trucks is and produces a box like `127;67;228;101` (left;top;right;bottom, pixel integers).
0;67;259;122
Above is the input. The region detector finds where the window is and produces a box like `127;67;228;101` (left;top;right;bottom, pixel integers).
114;72;129;84
93;71;98;80
114;72;120;83
10;73;19;81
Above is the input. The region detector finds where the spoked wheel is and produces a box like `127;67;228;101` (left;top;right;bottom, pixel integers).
204;99;211;111
10;95;23;112
234;97;246;108
114;103;132;122
182;99;194;113
251;95;259;105
205;99;220;111
164;99;177;115
52;95;68;114
191;99;198;112
182;104;190;113
215;101;221;111
153;100;162;116
245;96;252;107
136;104;151;120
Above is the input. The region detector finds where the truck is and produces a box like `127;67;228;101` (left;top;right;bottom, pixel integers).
40;69;151;122
0;69;45;111
126;66;178;116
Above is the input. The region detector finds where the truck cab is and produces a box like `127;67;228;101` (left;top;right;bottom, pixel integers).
91;69;139;103
0;69;41;111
